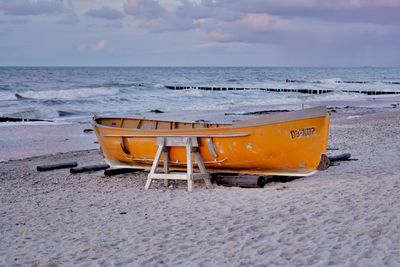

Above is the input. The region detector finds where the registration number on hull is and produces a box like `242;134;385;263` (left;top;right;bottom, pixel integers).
290;127;316;139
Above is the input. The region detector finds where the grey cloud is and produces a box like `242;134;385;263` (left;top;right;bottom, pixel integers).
194;13;290;44
121;0;400;52
123;0;242;33
123;0;192;33
199;0;400;24
85;6;124;20
175;1;241;22
137;16;194;33
124;0;166;19
201;0;400;12
0;0;65;16
274;6;400;25
122;0;400;35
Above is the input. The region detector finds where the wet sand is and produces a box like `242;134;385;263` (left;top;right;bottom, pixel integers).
1;109;400;266
0;122;97;162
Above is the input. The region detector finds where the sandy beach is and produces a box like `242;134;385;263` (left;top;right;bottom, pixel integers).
1;108;400;266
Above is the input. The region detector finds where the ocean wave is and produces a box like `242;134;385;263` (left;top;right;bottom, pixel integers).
57;110;85;117
0;91;18;101
285;78;374;84
15;87;120;100
153;83;165;88
5;108;60;120
85;82;143;88
318;78;343;84
42;99;67;105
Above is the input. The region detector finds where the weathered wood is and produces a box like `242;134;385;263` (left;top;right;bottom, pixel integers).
145;144;164;190
163;148;170;187
317;154;330;171
329;153;351;162
37;162;78;172
146;136;212;192
186;138;194;192
104;168;143;176
194;151;213;189
215;174;270;188
149;173;210;180
70;164;110;173
166;85;400;96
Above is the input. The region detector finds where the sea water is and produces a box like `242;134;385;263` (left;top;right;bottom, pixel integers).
1;67;400;123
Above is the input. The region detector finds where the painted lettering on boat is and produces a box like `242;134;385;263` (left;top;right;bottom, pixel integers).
290;127;316;139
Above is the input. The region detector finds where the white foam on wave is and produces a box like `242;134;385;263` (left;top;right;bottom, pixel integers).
0;121;59;127
154;84;165;88
317;78;343;84
2;107;63;121
0;91;18;101
16;87;120;100
179;90;203;97
304;91;365;102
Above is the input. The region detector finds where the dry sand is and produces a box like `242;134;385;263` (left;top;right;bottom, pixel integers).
1;109;400;266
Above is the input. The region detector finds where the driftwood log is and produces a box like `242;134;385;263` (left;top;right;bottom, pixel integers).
318;153;353;170
214;174;272;188
70;164;110;174
329;153;352;162
37;162;78;172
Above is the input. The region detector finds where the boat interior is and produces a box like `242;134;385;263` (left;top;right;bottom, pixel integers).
95;117;231;130
94;107;326;131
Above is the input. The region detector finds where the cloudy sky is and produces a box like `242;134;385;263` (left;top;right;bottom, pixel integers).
1;0;399;66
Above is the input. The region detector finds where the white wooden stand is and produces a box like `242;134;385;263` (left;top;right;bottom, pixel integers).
145;137;213;192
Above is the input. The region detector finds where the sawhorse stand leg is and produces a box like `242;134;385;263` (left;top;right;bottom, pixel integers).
145;137;213;192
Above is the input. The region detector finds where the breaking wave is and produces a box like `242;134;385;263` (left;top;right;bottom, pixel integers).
0;91;18;101
15;87;120;100
285;78;400;85
85;82;143;88
285;78;371;84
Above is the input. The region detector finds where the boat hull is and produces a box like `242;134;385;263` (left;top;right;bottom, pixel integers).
93;107;330;176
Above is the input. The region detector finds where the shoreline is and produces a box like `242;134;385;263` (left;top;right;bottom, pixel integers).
1;109;399;265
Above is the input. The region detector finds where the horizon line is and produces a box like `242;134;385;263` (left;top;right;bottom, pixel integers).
0;65;397;68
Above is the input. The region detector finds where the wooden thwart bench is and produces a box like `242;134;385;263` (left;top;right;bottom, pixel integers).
145;137;213;192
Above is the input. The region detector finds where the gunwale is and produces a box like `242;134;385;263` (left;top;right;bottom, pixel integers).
93;106;327;132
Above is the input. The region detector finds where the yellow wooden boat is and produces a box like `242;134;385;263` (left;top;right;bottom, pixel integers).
93;106;330;176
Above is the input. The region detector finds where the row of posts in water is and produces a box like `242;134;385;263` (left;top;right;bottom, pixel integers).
165;85;400;95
